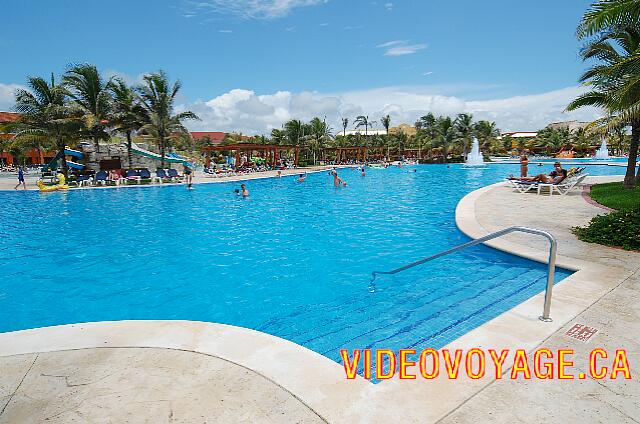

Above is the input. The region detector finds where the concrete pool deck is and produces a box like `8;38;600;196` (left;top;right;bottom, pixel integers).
0;175;638;423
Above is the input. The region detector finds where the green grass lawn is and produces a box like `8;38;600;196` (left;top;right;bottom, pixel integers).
589;182;640;210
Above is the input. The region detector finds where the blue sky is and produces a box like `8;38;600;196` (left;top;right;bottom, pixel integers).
0;0;601;133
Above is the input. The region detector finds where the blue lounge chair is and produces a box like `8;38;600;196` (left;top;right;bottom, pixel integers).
139;169;152;183
167;168;183;182
154;169;171;183
125;169;141;184
94;170;108;186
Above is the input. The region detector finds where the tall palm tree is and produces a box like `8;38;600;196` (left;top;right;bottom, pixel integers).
341;117;349;137
63;63;113;155
137;71;199;167
110;78;144;169
566;25;640;187
354;115;375;136
381;114;391;135
454;113;474;158
11;75;80;176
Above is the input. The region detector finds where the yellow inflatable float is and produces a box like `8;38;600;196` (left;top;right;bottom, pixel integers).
37;173;69;192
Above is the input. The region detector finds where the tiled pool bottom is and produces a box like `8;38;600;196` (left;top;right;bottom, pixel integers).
0;163;597;379
265;253;571;380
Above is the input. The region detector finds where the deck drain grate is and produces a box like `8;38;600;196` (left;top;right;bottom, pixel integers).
565;323;599;342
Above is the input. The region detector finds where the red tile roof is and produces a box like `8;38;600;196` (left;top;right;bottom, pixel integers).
0;112;20;123
191;131;226;143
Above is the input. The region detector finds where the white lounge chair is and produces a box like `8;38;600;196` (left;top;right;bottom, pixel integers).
507;179;540;193
537;174;588;196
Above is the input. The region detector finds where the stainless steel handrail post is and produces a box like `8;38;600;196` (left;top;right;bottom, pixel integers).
371;226;558;322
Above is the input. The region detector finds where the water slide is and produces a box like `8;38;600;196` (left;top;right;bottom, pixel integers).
43;147;85;171
130;143;190;165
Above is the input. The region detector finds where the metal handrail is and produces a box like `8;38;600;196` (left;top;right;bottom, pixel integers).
371;226;558;322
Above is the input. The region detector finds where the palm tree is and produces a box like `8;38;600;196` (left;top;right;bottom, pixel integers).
381;114;391;135
535;128;568;155
11;75;80;176
308;117;332;164
434;116;455;160
341;117;349;137
63;64;113;155
566;25;640;187
354;115;375;136
271;128;285;144
284;119;304;145
110;78;143;169
136;71;199;167
454;113;474;158
577;0;640;39
474;120;501;152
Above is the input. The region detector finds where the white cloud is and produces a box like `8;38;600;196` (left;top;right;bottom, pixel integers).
384;2;394;11
0;77;603;136
218;29;233;33
377;40;426;56
183;0;327;20
422;71;434;76
0;83;25;111
180;85;603;135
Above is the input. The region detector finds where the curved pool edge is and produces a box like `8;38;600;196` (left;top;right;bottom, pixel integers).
0;320;381;423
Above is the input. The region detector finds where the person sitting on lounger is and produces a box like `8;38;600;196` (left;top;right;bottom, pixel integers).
509;162;567;184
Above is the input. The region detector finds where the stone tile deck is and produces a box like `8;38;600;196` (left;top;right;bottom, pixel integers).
0;348;324;423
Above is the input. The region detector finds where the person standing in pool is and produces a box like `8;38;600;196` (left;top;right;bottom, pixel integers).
184;164;193;189
241;183;249;197
332;170;341;186
520;152;529;177
298;173;306;182
14;166;26;190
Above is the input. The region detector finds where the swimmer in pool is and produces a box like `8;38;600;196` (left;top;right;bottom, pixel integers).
298;173;306;182
332;170;341;187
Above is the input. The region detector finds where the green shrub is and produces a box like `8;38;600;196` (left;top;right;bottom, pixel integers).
572;209;640;251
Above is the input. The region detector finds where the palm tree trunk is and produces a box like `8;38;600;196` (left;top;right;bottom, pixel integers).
58;136;68;177
624;123;639;188
160;133;166;168
94;134;99;154
126;131;133;170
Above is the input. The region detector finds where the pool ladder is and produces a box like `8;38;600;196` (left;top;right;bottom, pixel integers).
370;226;558;322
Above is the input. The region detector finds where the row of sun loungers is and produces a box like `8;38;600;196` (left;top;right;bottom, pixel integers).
203;164;294;178
73;169;184;187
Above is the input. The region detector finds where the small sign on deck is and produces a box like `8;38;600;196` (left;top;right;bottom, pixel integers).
565;323;598;342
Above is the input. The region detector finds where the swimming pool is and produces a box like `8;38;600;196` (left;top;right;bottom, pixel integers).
0;162;625;377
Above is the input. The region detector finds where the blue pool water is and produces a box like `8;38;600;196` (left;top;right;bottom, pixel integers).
0;162;626;377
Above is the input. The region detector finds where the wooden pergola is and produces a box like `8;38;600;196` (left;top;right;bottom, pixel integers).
202;143;300;168
327;147;369;164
